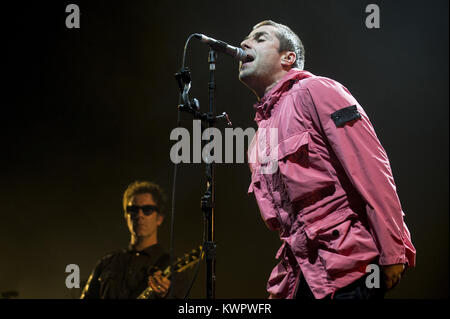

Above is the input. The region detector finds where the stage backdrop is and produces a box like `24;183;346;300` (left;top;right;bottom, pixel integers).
0;0;448;299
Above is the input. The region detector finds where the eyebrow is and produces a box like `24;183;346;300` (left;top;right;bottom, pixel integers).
243;31;269;41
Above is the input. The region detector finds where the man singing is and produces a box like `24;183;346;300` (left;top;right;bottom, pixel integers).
240;20;416;299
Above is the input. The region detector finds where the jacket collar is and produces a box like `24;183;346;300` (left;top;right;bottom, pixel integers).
128;242;163;256
253;69;314;123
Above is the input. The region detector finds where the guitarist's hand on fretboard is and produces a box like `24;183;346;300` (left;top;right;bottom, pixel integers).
147;270;171;298
137;246;203;299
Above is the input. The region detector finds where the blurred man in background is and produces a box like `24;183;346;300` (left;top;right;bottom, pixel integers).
81;181;185;299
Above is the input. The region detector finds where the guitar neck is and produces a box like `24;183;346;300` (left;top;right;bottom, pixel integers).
137;246;202;299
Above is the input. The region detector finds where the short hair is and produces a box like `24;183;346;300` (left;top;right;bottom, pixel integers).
122;181;167;216
253;20;305;70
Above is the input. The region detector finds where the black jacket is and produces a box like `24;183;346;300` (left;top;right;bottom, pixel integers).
81;243;189;299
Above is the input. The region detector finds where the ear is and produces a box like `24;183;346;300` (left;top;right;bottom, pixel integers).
156;214;164;226
281;51;296;67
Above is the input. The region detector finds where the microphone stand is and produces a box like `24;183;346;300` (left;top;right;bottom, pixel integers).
175;48;231;299
204;48;216;300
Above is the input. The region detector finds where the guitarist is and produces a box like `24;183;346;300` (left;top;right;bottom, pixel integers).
81;181;186;299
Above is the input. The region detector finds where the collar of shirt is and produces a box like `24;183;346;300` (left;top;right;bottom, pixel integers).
253;68;314;123
127;243;164;258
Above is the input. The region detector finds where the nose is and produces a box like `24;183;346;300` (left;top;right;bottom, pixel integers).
240;38;251;50
133;208;145;219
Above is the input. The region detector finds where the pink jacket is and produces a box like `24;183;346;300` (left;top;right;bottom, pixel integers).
247;69;416;299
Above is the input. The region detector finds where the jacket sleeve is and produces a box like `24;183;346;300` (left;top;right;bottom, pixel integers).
80;261;102;299
303;77;416;267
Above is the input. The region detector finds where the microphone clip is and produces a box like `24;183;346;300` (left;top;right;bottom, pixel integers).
175;55;232;127
175;68;192;95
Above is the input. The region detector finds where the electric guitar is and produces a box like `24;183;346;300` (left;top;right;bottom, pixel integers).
137;245;203;299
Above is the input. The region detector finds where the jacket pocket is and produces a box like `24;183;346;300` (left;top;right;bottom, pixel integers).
277;131;335;203
303;207;357;241
303;208;379;276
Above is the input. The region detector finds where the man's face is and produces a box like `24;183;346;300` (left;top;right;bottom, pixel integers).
125;193;163;240
239;25;283;87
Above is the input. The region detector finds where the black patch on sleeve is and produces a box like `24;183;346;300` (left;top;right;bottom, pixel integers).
330;105;361;127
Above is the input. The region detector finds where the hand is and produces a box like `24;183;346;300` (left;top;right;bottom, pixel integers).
381;263;405;290
148;270;171;298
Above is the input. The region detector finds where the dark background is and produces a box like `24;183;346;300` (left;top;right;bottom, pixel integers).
0;0;448;299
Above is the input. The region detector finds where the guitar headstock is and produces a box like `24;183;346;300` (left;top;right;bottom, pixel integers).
163;245;203;277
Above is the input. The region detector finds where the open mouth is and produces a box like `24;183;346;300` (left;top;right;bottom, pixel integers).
240;54;255;69
245;53;255;63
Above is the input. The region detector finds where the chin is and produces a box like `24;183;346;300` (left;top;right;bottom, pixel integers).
134;227;147;237
137;232;151;239
239;70;252;84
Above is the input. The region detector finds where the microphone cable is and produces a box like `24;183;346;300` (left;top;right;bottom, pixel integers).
168;33;205;299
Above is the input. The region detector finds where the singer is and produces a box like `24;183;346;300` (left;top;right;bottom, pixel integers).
240;20;416;299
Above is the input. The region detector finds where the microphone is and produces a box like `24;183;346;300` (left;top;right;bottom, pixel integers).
193;34;253;63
